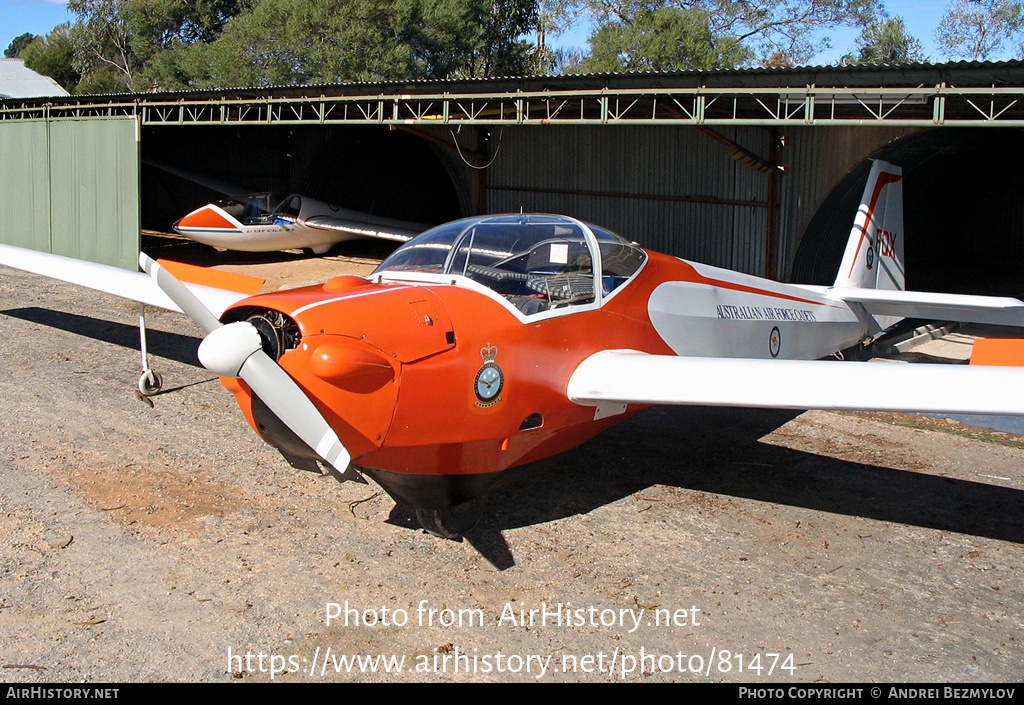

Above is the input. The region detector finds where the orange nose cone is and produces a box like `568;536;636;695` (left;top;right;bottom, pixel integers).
309;340;395;392
175;205;239;231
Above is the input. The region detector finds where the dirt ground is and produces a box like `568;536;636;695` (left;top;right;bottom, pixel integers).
0;240;1021;683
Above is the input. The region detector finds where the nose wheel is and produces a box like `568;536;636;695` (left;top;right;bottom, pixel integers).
416;498;485;540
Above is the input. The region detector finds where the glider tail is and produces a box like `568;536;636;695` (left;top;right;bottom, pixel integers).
835;160;905;292
833;160;905;331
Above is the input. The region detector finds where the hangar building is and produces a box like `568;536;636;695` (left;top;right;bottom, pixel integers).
1;61;1022;295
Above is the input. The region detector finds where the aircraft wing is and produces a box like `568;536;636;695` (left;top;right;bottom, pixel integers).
568;350;1024;416
0;243;254;320
303;214;427;243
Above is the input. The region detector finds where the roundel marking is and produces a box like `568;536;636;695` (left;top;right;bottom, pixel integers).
769;326;782;358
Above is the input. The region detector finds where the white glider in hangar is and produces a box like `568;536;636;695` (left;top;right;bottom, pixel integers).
172;192;430;254
146;158;430;253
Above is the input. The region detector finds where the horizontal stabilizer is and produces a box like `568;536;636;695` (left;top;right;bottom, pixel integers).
828;287;1024;327
568;350;1024;416
0;243;250;320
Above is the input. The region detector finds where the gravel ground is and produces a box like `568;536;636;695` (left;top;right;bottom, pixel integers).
0;242;1021;683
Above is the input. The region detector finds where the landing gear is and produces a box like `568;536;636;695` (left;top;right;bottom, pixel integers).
137;303;163;397
833;342;868;361
138;369;163;396
415;498;485;539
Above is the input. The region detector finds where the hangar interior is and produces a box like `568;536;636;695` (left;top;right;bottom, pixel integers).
794;127;1024;294
2;62;1023;297
141;125;466;230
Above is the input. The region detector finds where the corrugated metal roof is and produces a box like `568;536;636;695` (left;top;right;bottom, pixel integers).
4;59;1023;104
0;59;68;99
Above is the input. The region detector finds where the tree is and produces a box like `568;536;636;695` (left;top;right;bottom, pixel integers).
761;51;796;68
843;16;925;64
583;6;750;72
551;45;587;73
162;0;420;87
562;0;883;70
5;32;36;58
149;0;540;89
64;0;541;91
937;0;1024;61
411;0;536;79
19;25;82;92
67;0;139;90
67;0;248;91
477;0;538;76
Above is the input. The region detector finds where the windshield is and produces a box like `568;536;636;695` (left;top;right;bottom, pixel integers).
375;214;646;315
215;193;300;224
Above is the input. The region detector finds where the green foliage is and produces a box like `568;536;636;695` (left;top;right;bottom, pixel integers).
73;66;126;94
67;0;144;90
19;25;82;92
67;0;248;91
563;0;883;70
478;0;539;76
170;0;420;87
61;0;539;91
583;6;750;71
5;32;36;58
22;0;896;88
936;0;1024;61
844;16;925;65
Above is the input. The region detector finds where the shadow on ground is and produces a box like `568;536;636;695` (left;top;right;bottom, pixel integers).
455;406;1023;569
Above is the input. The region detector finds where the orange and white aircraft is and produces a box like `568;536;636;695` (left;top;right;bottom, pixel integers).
2;160;1023;537
173;192;429;253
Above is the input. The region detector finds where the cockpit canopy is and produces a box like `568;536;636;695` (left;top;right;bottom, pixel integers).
215;193;302;225
375;214;646;315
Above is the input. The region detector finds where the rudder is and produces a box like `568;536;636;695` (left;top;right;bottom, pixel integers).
834;160;905;292
834;160;905;332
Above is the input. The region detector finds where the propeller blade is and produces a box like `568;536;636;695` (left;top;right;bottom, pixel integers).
139;253;221;334
141;253;351;472
239;352;351;471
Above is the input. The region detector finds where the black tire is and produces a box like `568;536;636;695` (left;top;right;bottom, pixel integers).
415;498;485;539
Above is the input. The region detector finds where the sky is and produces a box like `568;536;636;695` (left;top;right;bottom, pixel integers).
2;0;72;56
0;0;1008;68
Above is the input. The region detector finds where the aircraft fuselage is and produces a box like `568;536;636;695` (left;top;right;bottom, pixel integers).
218;247;869;510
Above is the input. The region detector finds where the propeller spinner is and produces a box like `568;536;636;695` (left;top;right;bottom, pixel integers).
139;254;351;472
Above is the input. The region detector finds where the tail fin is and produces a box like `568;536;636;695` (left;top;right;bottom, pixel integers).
835;160;905;292
834;160;904;331
827;160;1024;333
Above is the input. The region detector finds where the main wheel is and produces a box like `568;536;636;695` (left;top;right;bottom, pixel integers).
415;498;485;539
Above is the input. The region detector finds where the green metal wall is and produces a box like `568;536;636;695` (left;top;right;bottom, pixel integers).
0;117;139;269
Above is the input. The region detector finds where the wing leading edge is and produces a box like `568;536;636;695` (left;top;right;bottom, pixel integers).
568;350;1024;416
302;216;419;242
0;243;253;319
